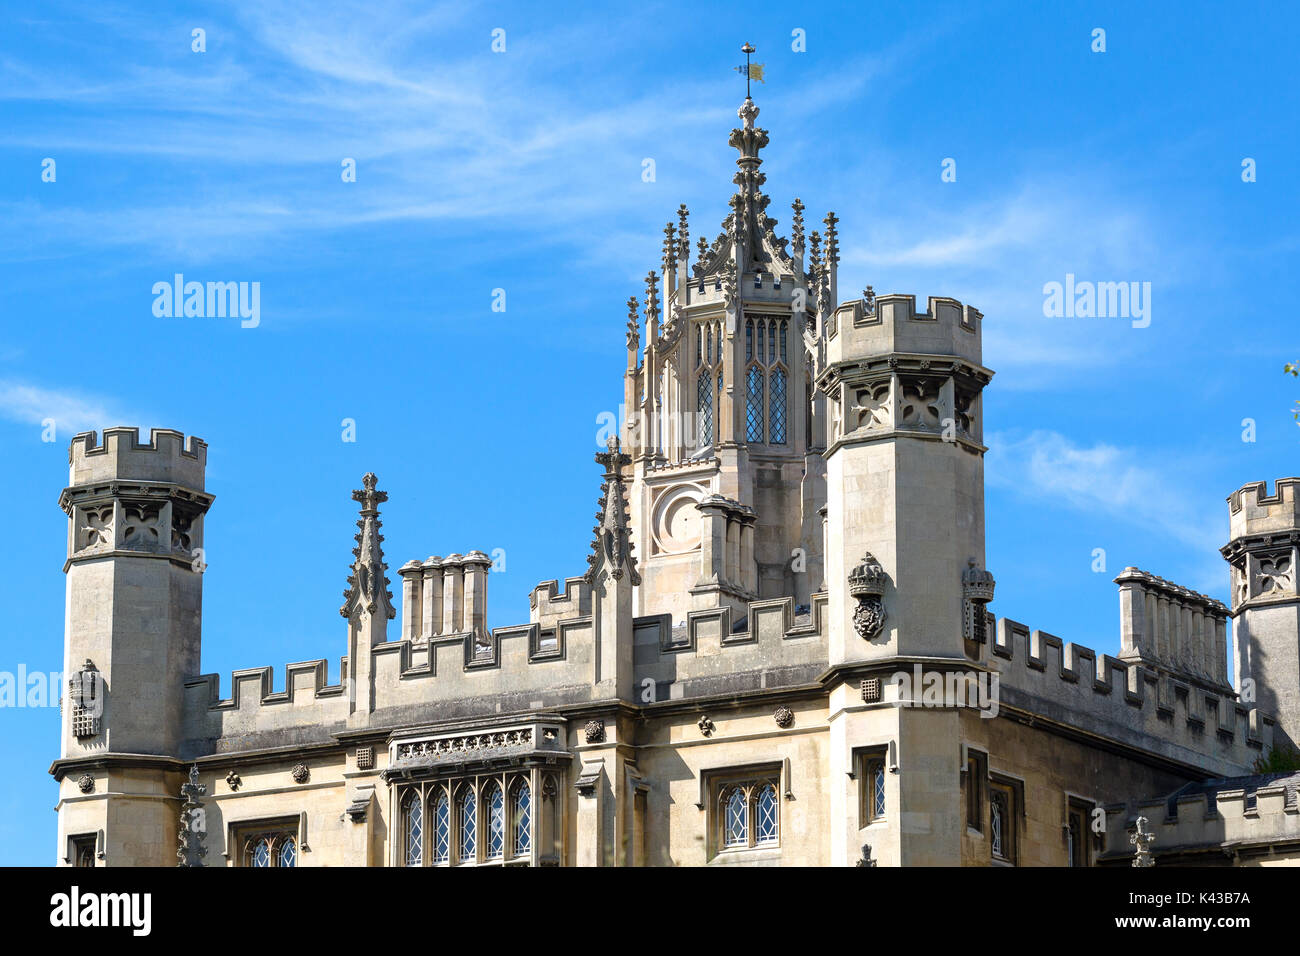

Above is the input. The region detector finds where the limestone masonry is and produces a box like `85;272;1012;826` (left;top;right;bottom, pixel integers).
51;95;1300;867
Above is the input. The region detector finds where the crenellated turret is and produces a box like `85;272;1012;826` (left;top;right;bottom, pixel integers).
1223;477;1300;748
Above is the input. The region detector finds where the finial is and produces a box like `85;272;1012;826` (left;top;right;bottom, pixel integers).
677;204;690;260
626;296;640;350
809;230;822;272
644;270;660;328
863;285;875;309
823;212;840;266
791;197;805;248
662;221;678;274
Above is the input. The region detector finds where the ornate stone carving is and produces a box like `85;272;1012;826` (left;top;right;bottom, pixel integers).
225;769;242;792
291;764;310;784
396;728;534;759
697;715;715;737
77;773;94;794
1130;815;1156;867
585;438;641;586
340;472;396;621
68;659;101;740
962;561;997;644
177;764;207;868
584;719;606;744
855;843;877;867
773;705;794;729
848;553;888;640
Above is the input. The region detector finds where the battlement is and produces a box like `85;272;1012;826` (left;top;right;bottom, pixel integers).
397;551;492;643
990;616;1271;778
1115;567;1230;689
1227;477;1300;539
69;427;207;490
530;577;592;625
826;293;984;368
1102;771;1300;863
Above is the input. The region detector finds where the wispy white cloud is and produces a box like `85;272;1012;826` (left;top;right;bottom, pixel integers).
0;380;136;435
986;428;1224;556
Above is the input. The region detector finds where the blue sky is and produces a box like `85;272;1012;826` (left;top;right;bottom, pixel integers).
0;1;1296;864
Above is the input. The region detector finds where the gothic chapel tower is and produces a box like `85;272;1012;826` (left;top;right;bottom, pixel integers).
619;81;994;865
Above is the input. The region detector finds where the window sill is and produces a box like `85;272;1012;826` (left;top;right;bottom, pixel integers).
709;846;782;866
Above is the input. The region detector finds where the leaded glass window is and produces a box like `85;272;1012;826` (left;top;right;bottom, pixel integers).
756;784;778;844
724;787;748;847
241;828;297;868
403;792;423;866
713;774;781;854
697;370;713;448
746;366;764;441
872;762;886;818
485;783;505;859
779;319;788;363
756;322;765;365
432;791;450;864
458;789;477;863
767;319;776;363
769;367;787;444
513;781;531;856
745;319;753;362
991;792;1006;860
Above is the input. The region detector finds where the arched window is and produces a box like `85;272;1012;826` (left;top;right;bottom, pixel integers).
769;367;787;444
250;840;270;868
431;790;450;864
512;780;532;856
485;782;505;860
755;784;778;844
779;319;788;363
745;318;754;363
697;370;713;449
241;828;297;868
746;366;764;441
458;788;477;863
403;791;423;867
990;793;1006;859
277;836;297;868
723;786;748;847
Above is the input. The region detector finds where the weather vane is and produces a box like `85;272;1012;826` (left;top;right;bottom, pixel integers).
735;42;765;96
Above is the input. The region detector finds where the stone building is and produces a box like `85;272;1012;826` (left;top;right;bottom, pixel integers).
50;93;1300;867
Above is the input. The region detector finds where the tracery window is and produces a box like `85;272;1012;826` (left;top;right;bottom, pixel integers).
237;822;299;868
693;318;723;452
396;773;539;867
710;770;781;855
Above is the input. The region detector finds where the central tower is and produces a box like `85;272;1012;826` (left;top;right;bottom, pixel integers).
620;92;832;624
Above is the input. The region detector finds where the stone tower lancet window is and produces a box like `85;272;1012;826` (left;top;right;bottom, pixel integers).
743;317;788;444
694;319;722;451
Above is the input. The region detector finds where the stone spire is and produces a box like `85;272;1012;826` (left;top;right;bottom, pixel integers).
728;92;771;270
340;472;395;621
584;437;640;587
677;204;690;262
662;221;678;276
